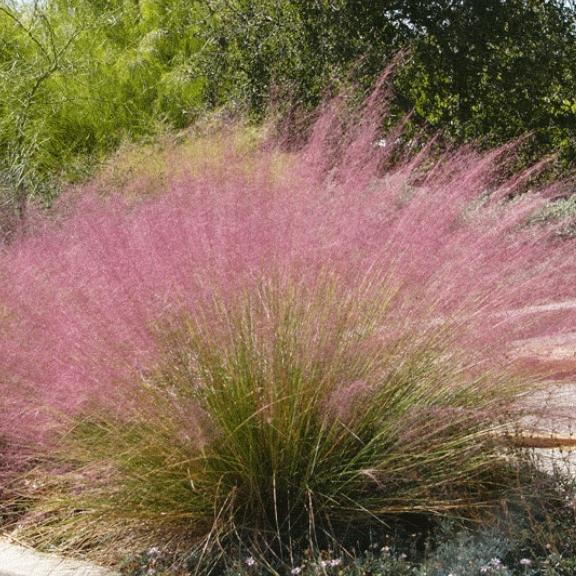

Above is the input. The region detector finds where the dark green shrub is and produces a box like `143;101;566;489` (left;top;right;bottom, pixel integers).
201;1;576;174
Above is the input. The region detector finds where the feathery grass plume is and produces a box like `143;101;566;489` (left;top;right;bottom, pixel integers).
0;79;574;562
12;275;526;560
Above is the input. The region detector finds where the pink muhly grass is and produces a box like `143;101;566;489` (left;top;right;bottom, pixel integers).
0;101;568;438
4;277;527;558
0;80;573;554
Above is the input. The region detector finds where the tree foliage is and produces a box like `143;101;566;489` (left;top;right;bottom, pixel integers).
0;0;207;228
201;1;576;165
0;0;575;226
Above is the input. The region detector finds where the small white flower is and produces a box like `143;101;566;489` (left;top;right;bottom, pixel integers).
245;556;256;567
328;558;342;567
480;558;506;574
520;558;532;566
290;568;302;575
147;547;161;557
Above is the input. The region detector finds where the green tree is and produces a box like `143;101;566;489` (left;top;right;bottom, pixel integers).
0;0;208;232
201;0;576;171
0;1;84;226
395;0;576;163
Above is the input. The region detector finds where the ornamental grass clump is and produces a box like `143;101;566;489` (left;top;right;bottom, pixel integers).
0;79;574;563
19;276;525;558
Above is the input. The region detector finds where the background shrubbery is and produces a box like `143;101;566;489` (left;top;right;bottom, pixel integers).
0;0;207;223
203;0;576;162
1;0;576;228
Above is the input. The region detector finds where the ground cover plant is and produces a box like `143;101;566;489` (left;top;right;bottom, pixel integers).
0;84;575;571
118;464;576;575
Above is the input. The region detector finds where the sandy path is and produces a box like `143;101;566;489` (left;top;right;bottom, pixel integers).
510;301;576;472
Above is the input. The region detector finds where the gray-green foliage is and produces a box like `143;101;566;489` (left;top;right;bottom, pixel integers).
531;195;576;237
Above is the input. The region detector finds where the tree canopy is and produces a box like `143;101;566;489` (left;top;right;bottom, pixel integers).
0;0;575;225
